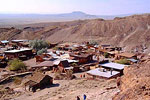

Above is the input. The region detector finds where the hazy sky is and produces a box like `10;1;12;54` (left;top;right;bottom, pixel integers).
0;0;149;15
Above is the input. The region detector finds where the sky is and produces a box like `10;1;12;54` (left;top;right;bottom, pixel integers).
0;0;149;15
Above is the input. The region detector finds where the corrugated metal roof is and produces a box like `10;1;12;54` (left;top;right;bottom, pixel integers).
4;48;32;53
33;61;54;67
87;68;120;78
1;40;9;44
99;62;127;70
127;59;138;63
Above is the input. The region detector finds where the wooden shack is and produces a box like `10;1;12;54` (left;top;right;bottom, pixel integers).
53;60;70;72
0;40;9;46
4;48;33;60
116;52;137;59
70;53;93;64
31;61;54;71
24;72;53;92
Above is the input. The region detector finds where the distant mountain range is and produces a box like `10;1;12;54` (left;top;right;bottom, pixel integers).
0;14;150;53
0;11;140;26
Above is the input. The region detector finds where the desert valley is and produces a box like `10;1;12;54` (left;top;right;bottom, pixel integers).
0;13;150;100
0;0;150;100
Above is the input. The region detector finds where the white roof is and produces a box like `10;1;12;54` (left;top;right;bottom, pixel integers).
4;48;32;53
99;62;127;70
1;40;9;44
47;52;60;59
53;60;61;65
87;68;120;78
60;54;70;59
11;40;28;42
53;59;78;65
66;59;78;63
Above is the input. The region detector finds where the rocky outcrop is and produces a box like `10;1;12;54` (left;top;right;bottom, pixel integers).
113;58;150;100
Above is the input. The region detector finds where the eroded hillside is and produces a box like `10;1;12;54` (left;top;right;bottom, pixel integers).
113;57;150;100
0;14;150;52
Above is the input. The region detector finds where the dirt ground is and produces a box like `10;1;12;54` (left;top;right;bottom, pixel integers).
10;76;119;100
0;58;119;100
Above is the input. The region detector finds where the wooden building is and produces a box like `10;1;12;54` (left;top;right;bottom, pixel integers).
116;52;137;59
4;48;33;60
24;72;53;92
31;61;54;71
0;40;9;46
53;60;70;72
70;53;93;64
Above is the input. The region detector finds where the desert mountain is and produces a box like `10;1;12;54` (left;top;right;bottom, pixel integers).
0;11;98;26
0;14;150;53
0;11;134;27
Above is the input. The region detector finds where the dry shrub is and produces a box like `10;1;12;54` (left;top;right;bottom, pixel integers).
54;70;65;80
66;70;73;79
54;70;75;80
13;77;22;85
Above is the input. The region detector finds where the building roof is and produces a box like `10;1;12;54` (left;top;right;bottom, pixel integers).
0;40;9;44
117;52;136;58
99;62;128;70
11;40;28;43
108;51;119;55
87;68;120;78
127;59;138;63
101;45;111;47
29;72;52;83
4;48;32;53
61;60;69;67
33;61;54;68
70;53;92;58
60;54;70;59
54;60;69;67
99;48;108;53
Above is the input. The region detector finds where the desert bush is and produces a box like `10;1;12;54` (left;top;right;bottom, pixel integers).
89;40;98;45
37;48;47;55
29;40;49;54
66;70;73;78
13;77;22;85
115;59;130;65
66;70;76;79
104;52;109;58
54;70;75;80
8;59;26;71
54;70;65;80
0;85;3;89
53;47;59;50
71;63;78;67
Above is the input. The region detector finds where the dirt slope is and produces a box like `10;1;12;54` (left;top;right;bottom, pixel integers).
0;14;150;52
113;58;150;100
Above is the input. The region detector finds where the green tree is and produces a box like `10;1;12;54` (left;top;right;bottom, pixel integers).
89;40;98;46
8;59;26;71
37;48;47;55
29;40;49;55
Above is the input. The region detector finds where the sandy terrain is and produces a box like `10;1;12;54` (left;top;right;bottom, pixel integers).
11;76;119;100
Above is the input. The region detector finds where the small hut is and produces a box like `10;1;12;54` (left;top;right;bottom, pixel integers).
24;72;53;92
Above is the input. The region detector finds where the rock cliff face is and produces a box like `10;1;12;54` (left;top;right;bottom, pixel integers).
0;14;150;52
113;58;150;100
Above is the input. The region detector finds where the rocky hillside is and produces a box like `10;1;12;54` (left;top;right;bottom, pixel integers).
113;57;150;100
0;14;150;52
